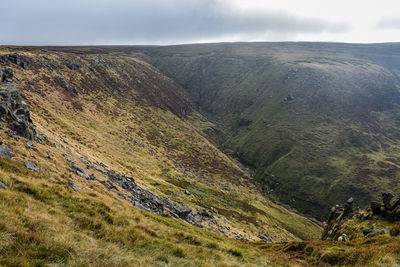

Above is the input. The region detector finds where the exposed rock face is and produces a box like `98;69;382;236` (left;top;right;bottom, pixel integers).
0;53;32;69
0;68;36;140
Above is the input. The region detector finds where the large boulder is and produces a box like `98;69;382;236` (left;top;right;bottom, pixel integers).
174;206;192;218
24;161;40;172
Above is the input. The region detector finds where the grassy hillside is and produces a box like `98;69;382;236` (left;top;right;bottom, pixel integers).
0;46;323;266
143;42;400;219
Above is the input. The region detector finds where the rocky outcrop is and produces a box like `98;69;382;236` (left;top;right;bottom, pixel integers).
322;197;355;240
370;192;400;221
323;193;400;241
0;68;36;140
72;157;195;223
54;76;78;96
62;155;249;241
0;68;14;82
0;53;32;69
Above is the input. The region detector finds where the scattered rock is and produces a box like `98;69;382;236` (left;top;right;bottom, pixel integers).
65;62;81;70
54;76;78;96
167;190;178;196
68;181;80;192
259;231;274;242
199;209;213;218
184;189;191;195
45;149;51;159
0;145;12;158
284;94;294;101
0;181;8;190
70;162;90;179
175;206;192;217
362;228;374;236
24;161;39;172
210;207;219;214
361;212;371;221
135;201;148;211
26;141;34;148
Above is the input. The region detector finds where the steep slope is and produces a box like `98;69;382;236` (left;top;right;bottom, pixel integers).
143;42;400;219
0;46;321;266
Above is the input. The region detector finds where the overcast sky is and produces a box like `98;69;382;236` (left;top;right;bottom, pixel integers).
0;0;399;45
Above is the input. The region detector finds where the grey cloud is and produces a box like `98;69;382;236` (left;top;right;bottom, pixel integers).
0;0;349;45
376;17;400;29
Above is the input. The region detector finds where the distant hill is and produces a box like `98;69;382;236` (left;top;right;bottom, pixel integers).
142;42;400;219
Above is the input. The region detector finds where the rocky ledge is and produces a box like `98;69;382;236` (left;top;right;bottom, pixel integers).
322;197;355;240
322;192;400;241
64;154;250;241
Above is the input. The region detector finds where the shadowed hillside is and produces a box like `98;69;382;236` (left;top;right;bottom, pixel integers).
143;42;400;219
